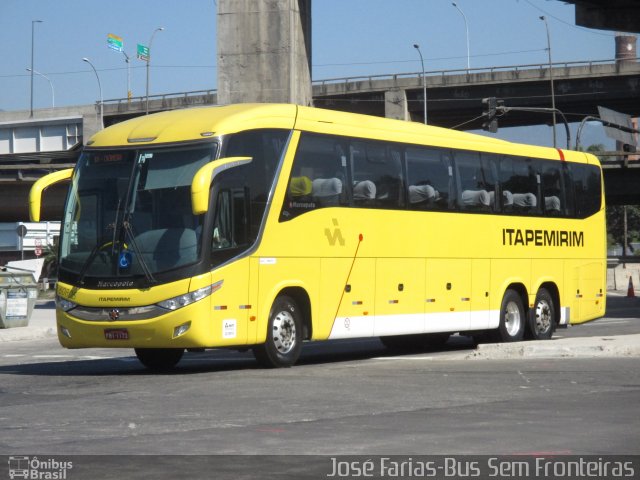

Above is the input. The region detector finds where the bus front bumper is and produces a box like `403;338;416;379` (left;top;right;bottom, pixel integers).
56;300;217;349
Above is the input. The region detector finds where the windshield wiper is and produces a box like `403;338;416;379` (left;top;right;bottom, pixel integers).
121;220;157;286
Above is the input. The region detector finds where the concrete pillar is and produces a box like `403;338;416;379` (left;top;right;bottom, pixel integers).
217;0;312;106
384;88;409;121
82;112;102;144
614;34;638;160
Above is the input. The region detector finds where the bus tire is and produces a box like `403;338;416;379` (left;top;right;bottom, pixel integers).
135;348;184;370
253;295;303;368
496;289;525;342
528;288;555;340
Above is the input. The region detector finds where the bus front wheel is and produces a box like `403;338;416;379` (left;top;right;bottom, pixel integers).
253;295;303;368
135;348;184;370
496;289;525;342
528;288;555;340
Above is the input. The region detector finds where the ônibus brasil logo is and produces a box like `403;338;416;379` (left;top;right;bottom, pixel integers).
7;456;73;479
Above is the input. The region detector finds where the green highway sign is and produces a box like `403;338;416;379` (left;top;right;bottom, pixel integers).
107;33;123;52
137;43;149;61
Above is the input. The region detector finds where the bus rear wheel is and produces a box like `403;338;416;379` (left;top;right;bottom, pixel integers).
496;289;525;342
253;295;303;368
135;348;184;370
528;288;555;340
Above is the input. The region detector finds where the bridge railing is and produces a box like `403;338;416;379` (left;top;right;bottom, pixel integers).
98;57;639;106
102;89;217;108
311;57;639;87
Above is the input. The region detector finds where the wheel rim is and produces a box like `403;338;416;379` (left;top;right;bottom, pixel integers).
534;299;552;334
272;310;297;355
504;301;522;337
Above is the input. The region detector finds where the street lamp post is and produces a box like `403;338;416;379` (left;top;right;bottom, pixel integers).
146;27;164;114
540;16;557;147
413;44;427;125
122;50;131;101
82;58;103;129
26;68;54;108
30;19;43;117
452;2;470;72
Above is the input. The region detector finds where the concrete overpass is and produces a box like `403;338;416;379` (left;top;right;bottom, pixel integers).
4;57;639;137
564;0;640;33
1;58;639;223
98;57;640;130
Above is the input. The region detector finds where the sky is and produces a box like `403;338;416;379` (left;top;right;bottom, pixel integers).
0;0;633;148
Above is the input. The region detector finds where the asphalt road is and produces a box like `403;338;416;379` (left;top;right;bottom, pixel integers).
0;295;638;478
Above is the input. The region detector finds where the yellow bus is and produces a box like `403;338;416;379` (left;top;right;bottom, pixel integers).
30;104;606;369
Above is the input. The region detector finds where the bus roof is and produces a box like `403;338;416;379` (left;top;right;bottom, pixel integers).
87;103;594;165
87;104;298;147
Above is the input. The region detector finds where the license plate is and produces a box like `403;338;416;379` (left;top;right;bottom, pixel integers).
104;328;129;340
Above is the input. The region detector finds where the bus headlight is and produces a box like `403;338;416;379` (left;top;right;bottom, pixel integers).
156;285;212;311
56;294;77;312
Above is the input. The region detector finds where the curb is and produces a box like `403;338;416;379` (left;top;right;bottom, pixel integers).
0;326;57;342
466;335;640;360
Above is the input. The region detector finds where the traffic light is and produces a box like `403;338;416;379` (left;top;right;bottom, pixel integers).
482;97;498;133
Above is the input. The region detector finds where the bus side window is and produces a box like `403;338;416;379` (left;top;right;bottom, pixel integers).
212;190;232;250
540;160;565;216
211;187;250;250
570;162;602;218
454;150;494;212
405;147;452;211
499;156;539;215
225;129;289;235
350;141;404;209
280;133;349;221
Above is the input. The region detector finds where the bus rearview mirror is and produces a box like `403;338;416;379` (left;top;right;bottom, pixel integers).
29;168;74;222
191;157;252;215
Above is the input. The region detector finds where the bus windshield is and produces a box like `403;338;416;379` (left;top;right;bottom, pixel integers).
59;144;216;285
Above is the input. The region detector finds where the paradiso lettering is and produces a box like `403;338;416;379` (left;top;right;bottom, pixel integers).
502;228;584;247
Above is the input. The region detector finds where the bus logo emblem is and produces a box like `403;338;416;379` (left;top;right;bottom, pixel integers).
108;309;120;321
325;218;345;246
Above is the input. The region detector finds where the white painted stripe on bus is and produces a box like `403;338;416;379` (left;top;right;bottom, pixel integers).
328;310;500;340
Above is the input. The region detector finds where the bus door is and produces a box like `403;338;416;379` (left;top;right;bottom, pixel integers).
210;187;252;345
425;258;471;333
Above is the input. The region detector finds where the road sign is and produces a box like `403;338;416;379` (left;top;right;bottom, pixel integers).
137;43;149;62
107;33;124;52
598;106;638;147
34;238;42;257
